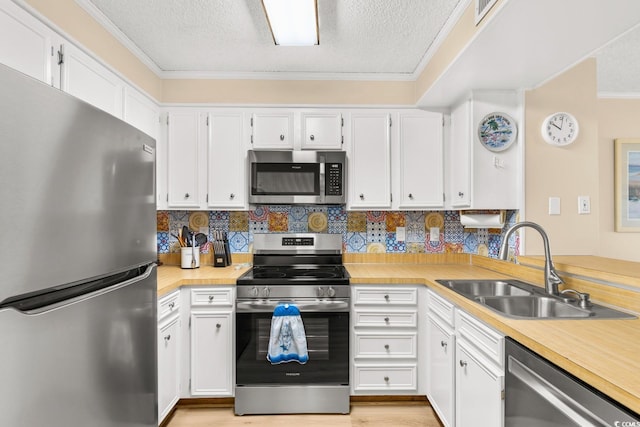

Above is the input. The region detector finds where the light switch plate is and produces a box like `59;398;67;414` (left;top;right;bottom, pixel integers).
430;227;440;243
549;197;561;215
396;226;406;242
578;196;591;214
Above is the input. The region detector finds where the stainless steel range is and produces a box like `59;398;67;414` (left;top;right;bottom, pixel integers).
235;233;350;415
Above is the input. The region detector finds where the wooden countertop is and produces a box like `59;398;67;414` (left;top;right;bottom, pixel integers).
157;258;640;415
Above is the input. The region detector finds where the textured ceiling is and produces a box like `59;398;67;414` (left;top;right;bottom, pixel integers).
596;25;640;94
81;0;462;78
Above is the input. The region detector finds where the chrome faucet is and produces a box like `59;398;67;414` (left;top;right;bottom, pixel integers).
498;221;564;296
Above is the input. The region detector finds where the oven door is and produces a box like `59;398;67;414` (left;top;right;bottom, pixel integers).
235;299;349;386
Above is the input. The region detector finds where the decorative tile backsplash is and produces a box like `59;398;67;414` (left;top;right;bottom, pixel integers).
157;207;520;259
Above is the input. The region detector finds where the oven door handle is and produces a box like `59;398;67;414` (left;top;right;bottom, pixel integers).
236;300;350;313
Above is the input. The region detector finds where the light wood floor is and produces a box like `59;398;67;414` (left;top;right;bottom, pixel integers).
165;403;443;427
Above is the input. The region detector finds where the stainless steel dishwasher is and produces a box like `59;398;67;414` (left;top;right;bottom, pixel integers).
505;338;639;426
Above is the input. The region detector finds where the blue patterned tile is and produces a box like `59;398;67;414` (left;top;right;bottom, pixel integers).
250;220;268;234
463;232;478;253
488;234;502;258
367;222;386;243
476;228;489;245
209;211;229;232
346;232;366;253
328;219;347;234
385;232;406;253
228;231;249;253
406;221;426;243
157;232;169;254
288;221;308;233
328;205;347;221
268;205;290;213
289;206;307;222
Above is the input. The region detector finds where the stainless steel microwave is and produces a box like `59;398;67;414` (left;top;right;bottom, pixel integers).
248;150;346;205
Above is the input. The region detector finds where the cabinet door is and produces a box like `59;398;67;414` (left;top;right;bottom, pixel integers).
397;111;444;209
0;1;59;86
301;112;343;150
426;315;455;427
250;112;294;149
190;311;233;396
60;43;123;118
166;111;202;208
207;112;247;209
158;315;180;423
448;100;471;208
455;339;504;427
123;86;159;139
349;113;391;209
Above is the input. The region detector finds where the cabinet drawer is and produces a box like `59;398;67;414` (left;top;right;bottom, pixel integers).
353;364;417;391
191;287;234;307
455;309;504;367
353;309;417;328
353;287;417;306
354;333;417;358
158;290;180;321
428;289;455;327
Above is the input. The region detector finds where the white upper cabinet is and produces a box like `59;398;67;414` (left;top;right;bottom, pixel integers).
447;91;521;210
348;112;392;210
394;111;444;209
60;43;124;118
250;111;294;149
0;0;60;87
166;110;203;209
301;111;343;150
206;111;248;210
123;86;159;139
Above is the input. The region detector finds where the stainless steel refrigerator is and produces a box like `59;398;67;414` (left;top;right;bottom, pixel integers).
0;64;158;427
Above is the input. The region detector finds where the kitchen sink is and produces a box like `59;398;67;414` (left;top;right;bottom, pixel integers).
436;279;534;298
436;279;636;320
475;295;592;319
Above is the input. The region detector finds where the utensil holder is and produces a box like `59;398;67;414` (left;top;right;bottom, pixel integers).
181;246;200;269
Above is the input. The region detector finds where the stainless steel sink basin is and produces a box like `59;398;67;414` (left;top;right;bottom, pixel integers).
475;296;592;319
436;279;636;320
436;279;534;297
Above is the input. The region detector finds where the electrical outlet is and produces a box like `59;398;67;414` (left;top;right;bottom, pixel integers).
578;196;591;214
396;227;406;242
430;227;440;243
549;197;561;215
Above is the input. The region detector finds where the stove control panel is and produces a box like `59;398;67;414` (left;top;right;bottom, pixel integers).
282;237;314;246
316;287;337;298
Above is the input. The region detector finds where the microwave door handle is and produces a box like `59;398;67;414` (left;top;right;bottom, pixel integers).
319;161;325;198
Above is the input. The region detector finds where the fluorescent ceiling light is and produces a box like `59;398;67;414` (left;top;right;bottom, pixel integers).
262;0;319;46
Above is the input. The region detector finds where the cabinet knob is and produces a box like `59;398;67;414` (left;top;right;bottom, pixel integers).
384;294;390;301
280;134;285;141
384;344;390;350
164;334;171;342
230;193;235;199
384;376;390;382
408;193;414;199
458;191;464;197
440;340;447;348
185;193;190;198
310;134;315;141
459;360;468;368
359;193;364;200
168;302;175;309
208;295;214;302
384;317;390;323
216;323;221;329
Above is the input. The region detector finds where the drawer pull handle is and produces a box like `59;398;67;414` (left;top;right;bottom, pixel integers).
440;340;447;348
280;134;285;141
384;344;390;350
310;134;315;141
459;360;467;368
384;317;390;323
216;323;221;329
384;376;389;382
230;193;235;199
408;193;414;199
164;334;171;342
209;295;214;302
384;294;390;301
168;302;175;309
185;193;190;199
359;193;364;200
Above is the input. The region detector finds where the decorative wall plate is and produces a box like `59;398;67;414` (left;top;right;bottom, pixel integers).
477;112;518;152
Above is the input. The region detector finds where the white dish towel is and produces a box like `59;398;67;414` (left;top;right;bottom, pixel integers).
267;303;309;364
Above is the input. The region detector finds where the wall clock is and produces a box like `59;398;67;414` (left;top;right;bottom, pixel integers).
541;112;579;146
477;112;517;152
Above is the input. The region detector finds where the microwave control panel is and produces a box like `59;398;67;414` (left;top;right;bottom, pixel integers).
325;163;343;196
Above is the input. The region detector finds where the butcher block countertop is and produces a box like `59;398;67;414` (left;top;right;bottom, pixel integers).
157;254;640;415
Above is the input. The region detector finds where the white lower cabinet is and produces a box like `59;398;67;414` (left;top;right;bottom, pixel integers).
426;289;504;427
158;290;181;424
352;285;419;395
189;287;234;397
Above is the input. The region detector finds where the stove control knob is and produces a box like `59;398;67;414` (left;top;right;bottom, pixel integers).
250;286;259;297
261;287;271;298
327;287;336;297
316;287;325;297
